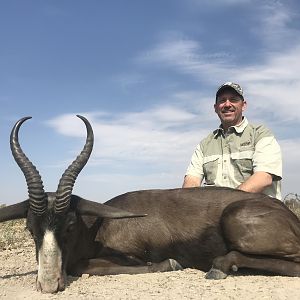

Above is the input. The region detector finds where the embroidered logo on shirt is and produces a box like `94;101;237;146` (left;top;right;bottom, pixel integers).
240;141;251;147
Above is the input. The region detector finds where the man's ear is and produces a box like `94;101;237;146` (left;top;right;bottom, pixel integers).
242;100;247;112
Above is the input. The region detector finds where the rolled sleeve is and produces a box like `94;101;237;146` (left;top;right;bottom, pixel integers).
253;136;282;180
185;143;205;179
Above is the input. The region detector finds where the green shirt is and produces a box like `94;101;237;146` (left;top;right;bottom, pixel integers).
185;118;282;199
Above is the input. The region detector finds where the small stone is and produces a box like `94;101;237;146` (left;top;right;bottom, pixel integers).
81;273;90;279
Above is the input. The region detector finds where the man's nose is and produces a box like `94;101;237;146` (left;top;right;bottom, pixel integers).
223;99;232;106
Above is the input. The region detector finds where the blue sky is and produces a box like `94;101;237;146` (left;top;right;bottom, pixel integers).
0;0;299;204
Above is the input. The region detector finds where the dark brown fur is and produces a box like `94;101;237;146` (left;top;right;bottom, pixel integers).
65;186;300;278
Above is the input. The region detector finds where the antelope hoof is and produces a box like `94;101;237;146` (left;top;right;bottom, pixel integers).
169;258;183;271
205;268;228;280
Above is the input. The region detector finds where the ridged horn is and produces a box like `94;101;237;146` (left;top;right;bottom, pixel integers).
55;115;94;214
10;117;47;216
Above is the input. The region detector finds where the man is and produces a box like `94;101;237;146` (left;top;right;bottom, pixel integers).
182;82;282;199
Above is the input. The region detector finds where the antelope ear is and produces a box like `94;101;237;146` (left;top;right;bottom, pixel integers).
0;200;29;222
71;196;147;219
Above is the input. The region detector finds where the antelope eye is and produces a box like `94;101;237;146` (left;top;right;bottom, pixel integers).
66;222;76;233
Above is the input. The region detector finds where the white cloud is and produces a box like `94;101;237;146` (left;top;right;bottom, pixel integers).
138;34;300;123
45;107;212;199
252;1;299;48
46;106;209;167
138;39;233;84
236;45;300;123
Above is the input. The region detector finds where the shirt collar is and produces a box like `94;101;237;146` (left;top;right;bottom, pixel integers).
213;117;248;137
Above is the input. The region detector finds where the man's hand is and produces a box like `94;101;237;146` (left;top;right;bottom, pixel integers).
237;171;273;193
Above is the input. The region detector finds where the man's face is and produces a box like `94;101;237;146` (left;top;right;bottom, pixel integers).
214;88;247;130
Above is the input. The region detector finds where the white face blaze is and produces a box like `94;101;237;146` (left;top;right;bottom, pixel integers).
37;230;63;293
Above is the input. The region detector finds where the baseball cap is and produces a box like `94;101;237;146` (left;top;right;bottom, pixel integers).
216;82;244;101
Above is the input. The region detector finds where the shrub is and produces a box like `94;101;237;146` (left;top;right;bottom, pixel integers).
284;193;300;219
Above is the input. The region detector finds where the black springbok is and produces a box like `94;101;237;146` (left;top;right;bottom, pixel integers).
1;116;300;294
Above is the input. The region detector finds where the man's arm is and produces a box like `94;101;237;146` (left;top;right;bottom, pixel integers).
182;175;202;188
183;143;204;188
243;125;282;196
237;171;273;193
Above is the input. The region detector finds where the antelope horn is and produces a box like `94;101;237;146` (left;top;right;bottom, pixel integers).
55;115;94;214
10;117;47;215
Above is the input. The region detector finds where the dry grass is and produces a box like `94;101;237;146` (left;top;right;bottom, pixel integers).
0;218;31;250
284;193;300;219
0;204;32;250
284;201;300;219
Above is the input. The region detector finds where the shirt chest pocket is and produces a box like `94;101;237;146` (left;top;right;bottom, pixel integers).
203;156;219;185
230;150;254;182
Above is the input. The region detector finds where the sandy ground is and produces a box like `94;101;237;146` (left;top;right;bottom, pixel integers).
0;241;299;300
